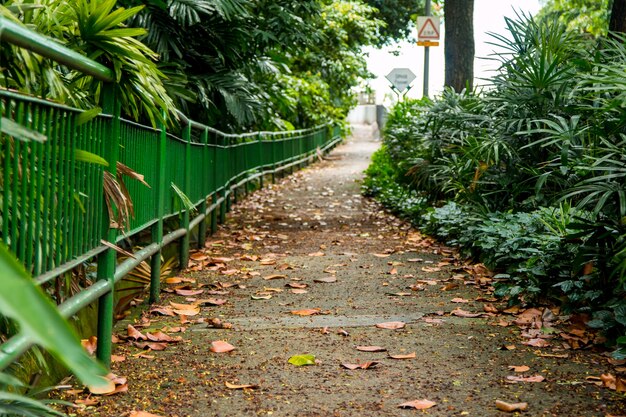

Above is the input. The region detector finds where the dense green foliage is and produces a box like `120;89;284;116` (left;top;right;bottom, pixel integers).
365;13;626;357
536;0;608;36
1;0;384;131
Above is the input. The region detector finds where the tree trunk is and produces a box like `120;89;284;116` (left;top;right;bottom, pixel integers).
610;0;626;33
444;0;475;92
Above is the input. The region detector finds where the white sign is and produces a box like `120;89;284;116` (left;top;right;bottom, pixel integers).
417;16;440;40
385;68;416;92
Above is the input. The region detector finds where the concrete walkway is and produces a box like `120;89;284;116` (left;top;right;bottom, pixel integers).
92;127;624;417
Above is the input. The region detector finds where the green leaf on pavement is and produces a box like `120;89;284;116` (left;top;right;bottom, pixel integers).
288;354;316;366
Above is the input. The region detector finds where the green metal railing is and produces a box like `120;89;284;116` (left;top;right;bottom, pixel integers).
0;17;341;370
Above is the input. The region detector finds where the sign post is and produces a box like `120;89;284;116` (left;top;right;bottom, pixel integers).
385;68;416;100
417;1;440;98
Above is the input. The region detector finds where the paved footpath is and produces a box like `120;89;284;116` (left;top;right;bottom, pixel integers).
92;127;625;417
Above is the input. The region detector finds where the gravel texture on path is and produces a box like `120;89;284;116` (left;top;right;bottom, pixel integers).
87;126;626;417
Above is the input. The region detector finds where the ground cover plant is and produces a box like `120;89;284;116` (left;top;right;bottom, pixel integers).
364;12;626;357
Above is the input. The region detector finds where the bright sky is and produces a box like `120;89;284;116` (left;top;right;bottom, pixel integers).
365;0;542;104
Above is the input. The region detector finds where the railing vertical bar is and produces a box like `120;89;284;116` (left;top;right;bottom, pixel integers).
197;128;209;248
43;107;56;271
66;113;77;261
149;111;167;304
179;123;191;268
96;84;121;369
1;99;9;246
33;106;46;275
13;101;24;258
54;112;67;267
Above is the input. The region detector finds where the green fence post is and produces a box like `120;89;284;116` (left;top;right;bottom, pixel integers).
149;111;167;304
180;123;191;268
197;128;209;248
96;84;120;369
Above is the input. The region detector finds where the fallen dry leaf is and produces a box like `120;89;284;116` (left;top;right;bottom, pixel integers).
495;400;528;412
146;331;182;343
225;382;259;390
81;336;97;355
195;298;227;306
291;308;321;316
314;277;337;283
286;282;307;289
341;361;379;370
398;399;437;410
483;303;499;313
522;338;550;348
264;274;287;280
356;346;386;352
508;365;530;373
308;251;325;257
134;342;168;351
111;355;126;363
506;375;545;383
389;352;416;360
451;298;469;303
421;267;441;273
174;289;204;296
375;321;406;330
451;308;482;318
127;325;147;340
291;289;308;294
210;341;236;353
129;411;165;417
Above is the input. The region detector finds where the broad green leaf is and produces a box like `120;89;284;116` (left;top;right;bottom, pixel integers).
1;118;47;143
288;354;316;366
0;244;112;391
74;149;109;166
171;182;196;212
75;107;102;126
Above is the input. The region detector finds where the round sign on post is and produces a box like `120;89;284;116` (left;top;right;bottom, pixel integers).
385;68;417;93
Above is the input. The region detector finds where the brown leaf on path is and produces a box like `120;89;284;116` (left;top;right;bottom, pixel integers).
286;282;307;289
356;346;386;352
506;375;545;383
389;352;416;359
210;341;236;353
291;289;308;294
372;253;392;258
451;298;469;303
495;400;528;412
398;399;437;409
195;298;227;306
146;331;182;343
375;321;406;330
314;276;337;283
416;279;438;285
451;308;482;318
389;267;398;275
421;266;441;273
308;251;325;257
81;336;97;355
512;308;543;326
189;252;209;261
211;257;234;263
500;344;516;351
341;361;379;370
129;411;165;417
264;274;287;280
165;277;195;284
134;342;168;351
483;303;499;313
150;306;176;316
175;289;204;296
291;308;321;316
75;398;100;406
522;338;550;348
111;355;126;363
103;383;128;396
441;283;459;291
127;325;147;340
338;329;350;337
508;365;530;373
225;382;259;390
